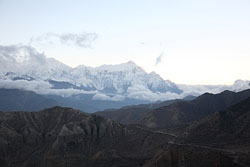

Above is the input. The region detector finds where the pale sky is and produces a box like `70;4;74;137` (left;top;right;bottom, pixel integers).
0;0;250;85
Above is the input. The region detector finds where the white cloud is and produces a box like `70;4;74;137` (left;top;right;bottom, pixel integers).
30;32;98;48
92;93;110;100
40;88;97;97
178;80;250;97
126;85;181;101
0;79;52;91
178;84;229;96
92;93;125;101
0;79;97;97
126;85;149;94
231;79;250;92
111;95;126;101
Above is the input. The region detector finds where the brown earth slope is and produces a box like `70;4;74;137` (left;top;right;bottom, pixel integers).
179;96;250;149
0;106;174;167
95;98;195;125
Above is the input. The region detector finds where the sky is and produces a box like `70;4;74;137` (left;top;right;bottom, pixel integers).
0;0;250;85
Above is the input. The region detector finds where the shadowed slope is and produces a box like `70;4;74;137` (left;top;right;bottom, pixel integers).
0;106;173;167
140;89;250;130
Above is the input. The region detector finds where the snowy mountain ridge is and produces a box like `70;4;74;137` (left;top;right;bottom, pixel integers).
0;45;182;102
0;44;250;112
0;44;250;104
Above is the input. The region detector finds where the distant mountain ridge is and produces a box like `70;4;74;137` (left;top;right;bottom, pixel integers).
139;89;250;131
95;96;196;124
180;95;250;146
0;89;58;111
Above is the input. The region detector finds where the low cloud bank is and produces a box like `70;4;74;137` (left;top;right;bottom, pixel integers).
0;79;182;101
0;79;52;92
0;79;97;97
178;79;250;96
0;78;249;102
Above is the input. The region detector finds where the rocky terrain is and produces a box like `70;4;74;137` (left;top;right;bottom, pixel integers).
95;99;187;124
96;107;152;125
142;96;250;167
179;96;250;150
95;96;196;125
1;101;250;167
143;145;245;167
0;106;174;167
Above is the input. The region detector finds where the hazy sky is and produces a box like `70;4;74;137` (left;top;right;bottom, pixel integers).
1;0;250;85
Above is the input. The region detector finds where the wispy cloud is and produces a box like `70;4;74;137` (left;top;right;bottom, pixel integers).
155;52;164;66
0;79;97;97
29;32;98;48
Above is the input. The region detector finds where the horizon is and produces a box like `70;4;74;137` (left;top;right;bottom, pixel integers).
1;0;250;85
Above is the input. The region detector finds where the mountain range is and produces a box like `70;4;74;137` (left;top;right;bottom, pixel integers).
139;89;250;132
180;96;250;148
0;44;250;112
95;96;196;125
95;89;250;134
